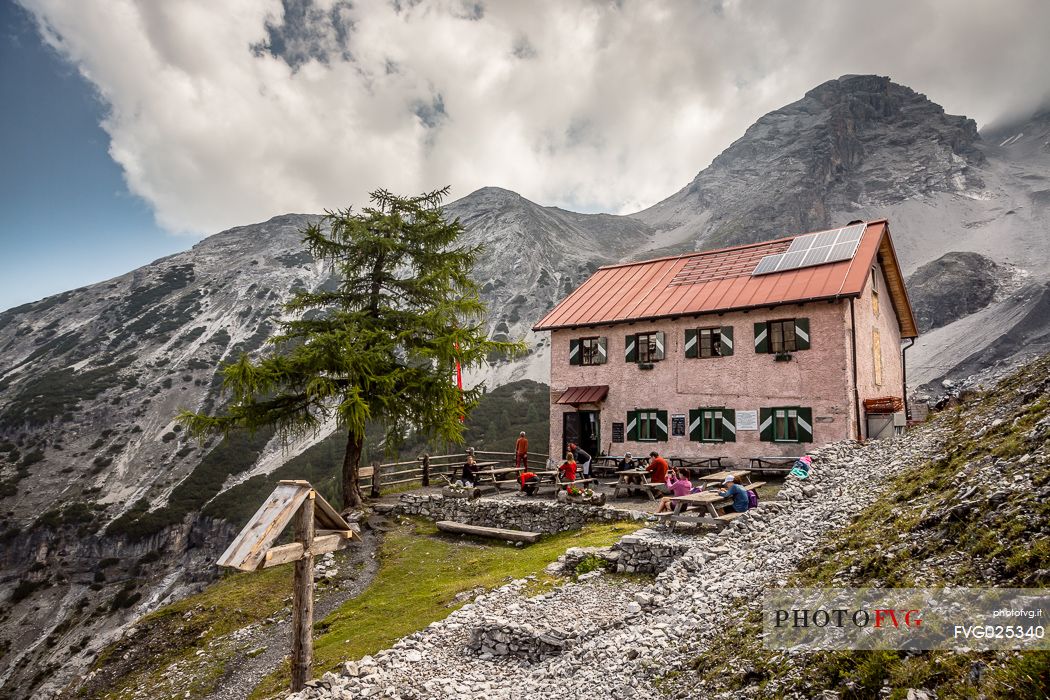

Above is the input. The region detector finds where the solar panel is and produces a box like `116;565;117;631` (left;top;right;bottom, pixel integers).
813;229;840;248
752;254;783;275
802;246;831;267
837;223;865;243
786;233;818;253
778;250;807;270
752;221;867;276
827;240;860;262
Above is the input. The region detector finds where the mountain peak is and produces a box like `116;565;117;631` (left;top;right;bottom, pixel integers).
633;75;983;248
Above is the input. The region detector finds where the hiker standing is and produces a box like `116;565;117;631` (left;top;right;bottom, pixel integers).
568;442;592;479
515;431;529;470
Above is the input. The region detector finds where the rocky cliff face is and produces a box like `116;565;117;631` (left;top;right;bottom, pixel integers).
0;214;331;697
907;252;1004;333
633;75;985;248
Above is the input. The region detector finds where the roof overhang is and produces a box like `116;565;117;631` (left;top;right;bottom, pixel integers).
556;385;609;405
873;225;919;338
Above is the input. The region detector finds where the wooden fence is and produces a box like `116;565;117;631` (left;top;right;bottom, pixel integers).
359;450;551;495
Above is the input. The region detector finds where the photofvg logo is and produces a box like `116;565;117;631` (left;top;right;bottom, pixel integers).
762;588;1049;651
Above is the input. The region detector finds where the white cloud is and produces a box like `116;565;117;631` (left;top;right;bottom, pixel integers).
19;0;1050;235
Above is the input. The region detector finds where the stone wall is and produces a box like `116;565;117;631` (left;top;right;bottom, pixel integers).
550;528;705;577
468;618;574;662
392;493;644;534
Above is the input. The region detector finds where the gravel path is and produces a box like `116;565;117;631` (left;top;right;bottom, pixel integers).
288;425;949;700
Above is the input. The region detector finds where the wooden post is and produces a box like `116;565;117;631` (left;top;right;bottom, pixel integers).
369;462;381;499
290;491;315;692
421;453;431;487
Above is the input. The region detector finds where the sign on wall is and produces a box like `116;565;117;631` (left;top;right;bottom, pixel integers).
611;422;625;443
736;410;759;431
671;414;686;437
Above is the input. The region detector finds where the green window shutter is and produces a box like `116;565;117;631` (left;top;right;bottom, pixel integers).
794;318;811;350
626;410;638;440
688;409;702;441
797;407;814;442
684;329;698;358
569;339;582;365
720;326;734;356
722;408;736;442
753;322;769;353
596;337;608;364
655;410;669;441
624;334;637;362
653;331;666;361
759;407;774;441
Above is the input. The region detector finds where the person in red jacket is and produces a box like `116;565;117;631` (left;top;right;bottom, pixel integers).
515;431;529;470
646;451;669;484
518;470;539;496
558;453;578;482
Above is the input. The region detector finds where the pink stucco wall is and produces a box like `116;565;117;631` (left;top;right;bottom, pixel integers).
848;261;906;437
548;301;859;467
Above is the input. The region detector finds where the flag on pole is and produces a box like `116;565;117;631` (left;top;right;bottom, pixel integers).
454;342;464;422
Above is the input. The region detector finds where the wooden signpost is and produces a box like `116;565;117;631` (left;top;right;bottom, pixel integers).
217;480;359;692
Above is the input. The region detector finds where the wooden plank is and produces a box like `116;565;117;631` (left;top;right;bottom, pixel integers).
435;520;541;543
312;491;353;532
217;483;311;571
262;533;350;568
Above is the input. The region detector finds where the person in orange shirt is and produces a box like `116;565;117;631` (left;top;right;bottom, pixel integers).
515;431;529;470
646;450;669;484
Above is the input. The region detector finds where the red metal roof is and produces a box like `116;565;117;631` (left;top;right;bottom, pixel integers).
534;221;918;337
556;385;610;405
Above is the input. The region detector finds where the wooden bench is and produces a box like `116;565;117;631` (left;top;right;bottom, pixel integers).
435;521;541;543
614;482;664;501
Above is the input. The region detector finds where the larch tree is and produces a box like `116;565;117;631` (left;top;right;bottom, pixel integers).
180;187;522;508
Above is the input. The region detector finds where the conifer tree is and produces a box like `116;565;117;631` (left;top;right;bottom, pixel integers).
181;187;521;507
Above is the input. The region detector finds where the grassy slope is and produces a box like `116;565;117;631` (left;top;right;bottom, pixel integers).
675;354;1050;699
78;518;640;700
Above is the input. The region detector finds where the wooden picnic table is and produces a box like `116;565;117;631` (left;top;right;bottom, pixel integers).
610;468;663;501
748;456;799;474
590;456;625;477
664;491;734;531
696;469;752;486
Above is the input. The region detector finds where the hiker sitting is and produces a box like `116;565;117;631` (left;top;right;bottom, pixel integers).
558;453;578;482
718;475;750;512
617;452;636;471
519;470;540;496
654;468;692;513
646;451;669;484
458;455;479;487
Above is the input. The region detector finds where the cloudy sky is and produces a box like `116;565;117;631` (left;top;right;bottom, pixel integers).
2;0;1049;310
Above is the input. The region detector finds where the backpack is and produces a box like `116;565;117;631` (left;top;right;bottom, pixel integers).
747;489;759;509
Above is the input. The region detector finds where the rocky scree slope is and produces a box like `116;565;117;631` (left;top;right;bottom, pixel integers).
673;351;1050;699
285;356;1049;700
